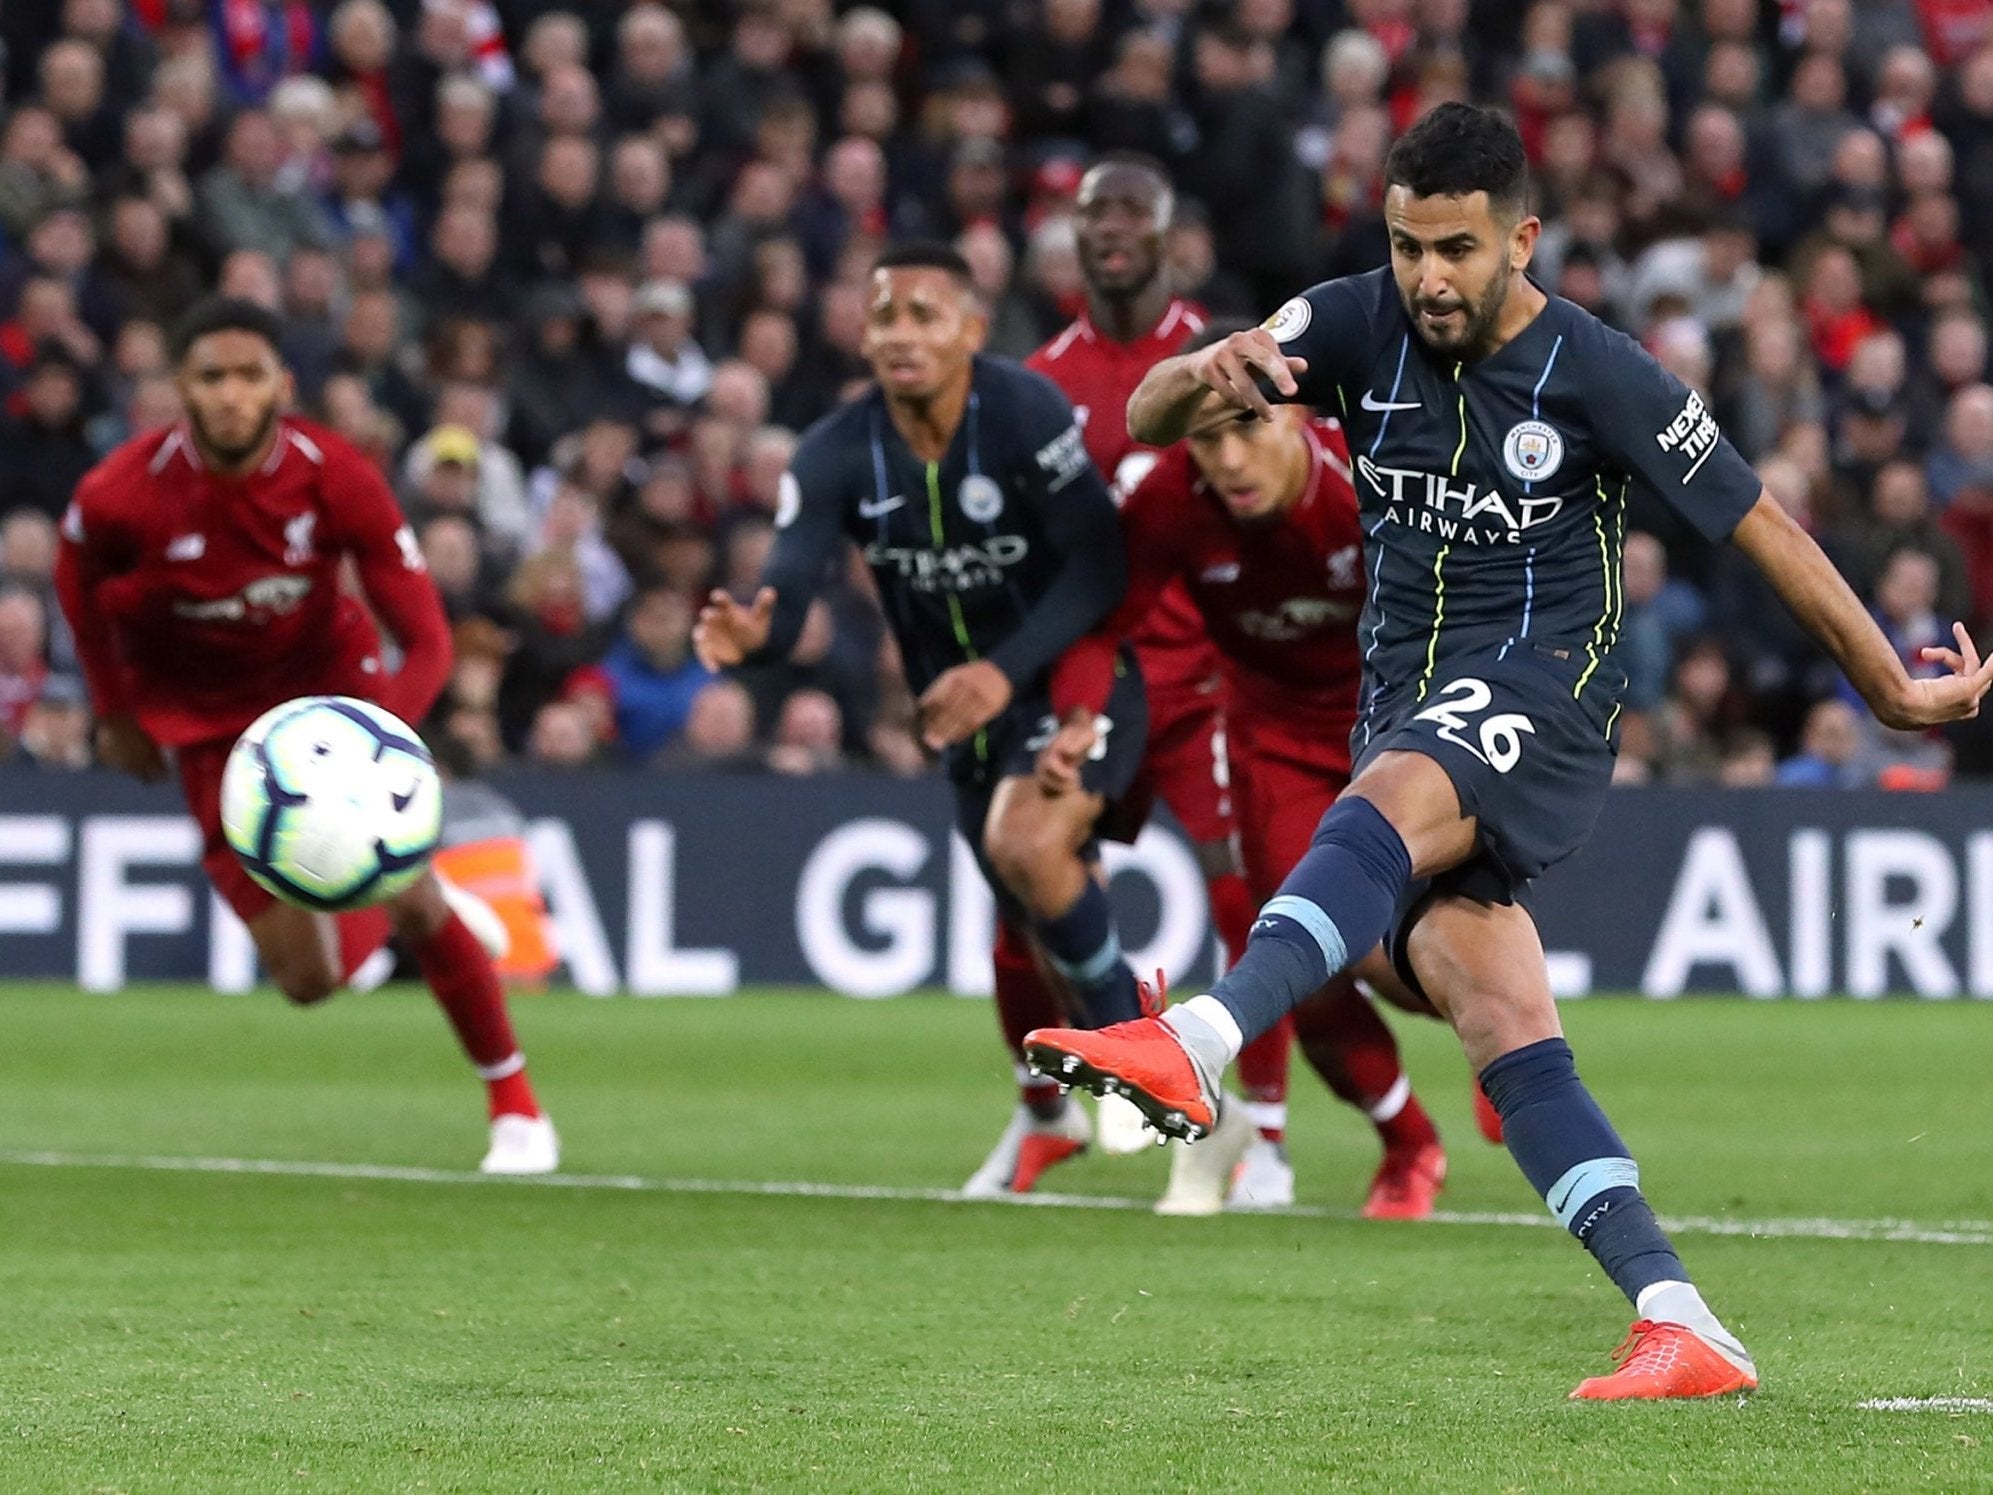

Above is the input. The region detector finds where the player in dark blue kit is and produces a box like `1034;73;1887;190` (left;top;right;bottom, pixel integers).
695;242;1150;1183
1024;105;1993;1401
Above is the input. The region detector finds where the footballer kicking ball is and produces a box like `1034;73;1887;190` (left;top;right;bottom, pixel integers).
220;696;443;912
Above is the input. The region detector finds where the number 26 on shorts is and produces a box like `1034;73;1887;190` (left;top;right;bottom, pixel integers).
1412;678;1536;773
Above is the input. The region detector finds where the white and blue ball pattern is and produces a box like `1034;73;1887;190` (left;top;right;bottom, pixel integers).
220;696;442;912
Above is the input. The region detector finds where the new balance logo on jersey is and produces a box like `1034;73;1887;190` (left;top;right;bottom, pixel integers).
1361;391;1423;413
282;512;316;566
165;533;206;562
1326;544;1360;589
1356;454;1564;543
1200;561;1242;584
394;524;426;572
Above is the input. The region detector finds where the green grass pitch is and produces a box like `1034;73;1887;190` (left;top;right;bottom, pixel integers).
0;984;1989;1491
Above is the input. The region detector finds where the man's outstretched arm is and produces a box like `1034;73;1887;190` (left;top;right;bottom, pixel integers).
1732;493;1993;728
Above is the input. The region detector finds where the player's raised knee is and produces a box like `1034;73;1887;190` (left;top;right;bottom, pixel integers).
270;958;341;1007
985;807;1078;904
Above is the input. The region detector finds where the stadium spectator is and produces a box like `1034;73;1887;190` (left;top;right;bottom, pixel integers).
0;506;74;687
0;587;50;740
0;348;97;522
1650;637;1750;785
419;512;494;623
199;107;329;260
1776;698;1867;787
766;686;844;775
624;277;711;434
1837;460;1973;625
526;698;599;767
10;671;90;769
656;677;760;772
599;584;713;763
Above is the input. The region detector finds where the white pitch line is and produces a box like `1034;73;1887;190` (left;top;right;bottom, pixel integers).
1858;1398;1993;1413
0;1149;1986;1247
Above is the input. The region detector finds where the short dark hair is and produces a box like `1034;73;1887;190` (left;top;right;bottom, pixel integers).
170;296;285;362
1383;103;1530;221
872;240;973;283
1087;149;1171;185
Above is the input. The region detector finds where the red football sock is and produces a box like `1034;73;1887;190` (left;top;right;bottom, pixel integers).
993;919;1068;1119
1236;1014;1292;1141
335;906;392;984
1206;871;1257;970
1293;982;1438;1153
411;912;539;1119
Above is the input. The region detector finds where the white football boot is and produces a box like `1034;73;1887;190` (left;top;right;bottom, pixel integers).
1093;1091;1159;1155
1152;1094;1255;1216
480;1113;560;1174
1225;1137;1296;1210
961;1100;1092;1197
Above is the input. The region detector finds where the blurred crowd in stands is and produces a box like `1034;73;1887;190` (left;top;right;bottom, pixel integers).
2;0;1993;789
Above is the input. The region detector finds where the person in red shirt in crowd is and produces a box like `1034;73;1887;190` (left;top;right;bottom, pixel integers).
53;296;556;1175
1040;322;1503;1218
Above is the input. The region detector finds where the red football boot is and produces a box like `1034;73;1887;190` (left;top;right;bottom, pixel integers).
1023;975;1223;1142
1569;1320;1759;1401
1360;1139;1448;1220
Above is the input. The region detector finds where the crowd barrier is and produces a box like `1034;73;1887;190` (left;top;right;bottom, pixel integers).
2;769;1990;999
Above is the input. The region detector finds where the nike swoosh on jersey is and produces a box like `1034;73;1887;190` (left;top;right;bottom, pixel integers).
165;534;206;561
859;494;906;518
1360;391;1423;413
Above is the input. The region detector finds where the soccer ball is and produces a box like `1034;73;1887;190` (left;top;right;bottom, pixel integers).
220;696;443;912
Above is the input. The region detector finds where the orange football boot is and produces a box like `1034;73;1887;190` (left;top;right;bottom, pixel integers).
1361;1139;1448;1219
1022;975;1222;1142
1569;1320;1759;1401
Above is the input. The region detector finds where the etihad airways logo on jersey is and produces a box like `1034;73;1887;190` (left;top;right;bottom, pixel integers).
864;535;1029;593
1355;455;1563;543
171;574;313;622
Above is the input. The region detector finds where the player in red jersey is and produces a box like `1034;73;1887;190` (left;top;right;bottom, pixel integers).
1042;327;1453;1217
53;297;556;1174
963;153;1273;1197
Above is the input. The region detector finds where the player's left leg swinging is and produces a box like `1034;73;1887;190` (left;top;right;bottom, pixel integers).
1408;895;1756;1400
383;872;557;1173
1024;752;1465;1139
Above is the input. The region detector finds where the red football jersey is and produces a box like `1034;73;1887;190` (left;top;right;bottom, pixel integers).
54;418;451;747
1027;299;1220;705
1061;418;1366;759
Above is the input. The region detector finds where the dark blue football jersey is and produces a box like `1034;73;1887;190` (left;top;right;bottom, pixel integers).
754;354;1126;697
1267;269;1763;744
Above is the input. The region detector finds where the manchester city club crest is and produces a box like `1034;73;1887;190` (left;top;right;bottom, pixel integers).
1502;419;1565;483
959;474;1005;523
